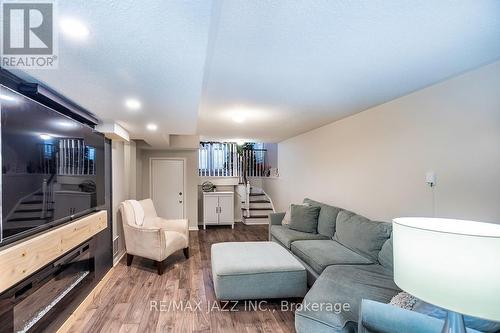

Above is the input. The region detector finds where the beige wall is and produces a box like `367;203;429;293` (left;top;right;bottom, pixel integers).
138;149;199;230
263;61;500;224
112;140;137;264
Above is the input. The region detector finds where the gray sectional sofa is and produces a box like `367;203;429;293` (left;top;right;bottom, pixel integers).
269;198;400;333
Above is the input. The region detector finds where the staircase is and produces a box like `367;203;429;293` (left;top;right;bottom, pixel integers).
241;186;275;225
3;188;55;237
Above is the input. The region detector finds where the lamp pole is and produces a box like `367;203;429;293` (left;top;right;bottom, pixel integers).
442;311;466;333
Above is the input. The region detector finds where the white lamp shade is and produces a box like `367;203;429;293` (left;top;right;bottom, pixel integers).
393;217;500;321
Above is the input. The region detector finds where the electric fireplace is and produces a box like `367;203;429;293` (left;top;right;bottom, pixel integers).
0;240;95;333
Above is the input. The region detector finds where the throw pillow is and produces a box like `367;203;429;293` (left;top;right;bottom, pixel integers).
378;233;394;270
413;300;500;332
389;292;418;310
287;204;320;233
303;198;341;238
282;207;291;226
282;203;310;226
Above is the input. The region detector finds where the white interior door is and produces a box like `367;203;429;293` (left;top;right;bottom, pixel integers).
150;158;184;219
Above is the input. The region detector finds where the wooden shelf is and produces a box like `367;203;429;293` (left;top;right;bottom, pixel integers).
0;210;107;294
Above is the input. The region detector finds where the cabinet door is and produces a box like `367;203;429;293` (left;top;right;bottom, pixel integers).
218;195;234;224
203;195;219;224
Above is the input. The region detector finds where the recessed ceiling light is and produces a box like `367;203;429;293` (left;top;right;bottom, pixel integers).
60;17;90;40
232;112;246;123
56;120;77;128
125;98;141;111
0;94;16;102
146;123;158;131
40;134;52;140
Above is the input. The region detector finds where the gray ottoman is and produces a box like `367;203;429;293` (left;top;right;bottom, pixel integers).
211;241;307;300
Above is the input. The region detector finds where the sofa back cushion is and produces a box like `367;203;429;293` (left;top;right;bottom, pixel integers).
288;204;321;233
334;210;392;261
303;198;341;238
378;232;393;269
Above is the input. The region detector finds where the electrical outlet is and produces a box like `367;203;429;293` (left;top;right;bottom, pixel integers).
426;171;436;187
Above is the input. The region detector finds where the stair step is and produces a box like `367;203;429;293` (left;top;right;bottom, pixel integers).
22;200;44;204
249;202;272;209
241;207;273;211
15;208;54;213
21;200;54;205
249;193;265;196
7;217;49;222
249;199;270;203
244;215;269;219
242;217;269;225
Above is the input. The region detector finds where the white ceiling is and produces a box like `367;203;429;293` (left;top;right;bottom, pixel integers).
17;1;500;145
16;0;212;147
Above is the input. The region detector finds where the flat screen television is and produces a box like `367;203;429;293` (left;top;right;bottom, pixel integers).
0;85;105;247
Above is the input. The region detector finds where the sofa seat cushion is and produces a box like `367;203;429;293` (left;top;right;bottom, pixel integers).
291;240;373;274
271;225;329;249
295;264;400;332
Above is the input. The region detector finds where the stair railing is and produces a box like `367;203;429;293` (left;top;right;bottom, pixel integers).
40;174;55;219
41;179;48;219
245;181;251;218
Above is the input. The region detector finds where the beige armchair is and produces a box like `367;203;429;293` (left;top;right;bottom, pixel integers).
119;198;189;275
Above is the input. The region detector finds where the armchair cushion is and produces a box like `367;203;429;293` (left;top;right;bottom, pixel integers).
146;218;189;240
139;198;158;218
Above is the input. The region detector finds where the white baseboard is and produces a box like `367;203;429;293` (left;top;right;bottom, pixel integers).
113;250;126;267
189;226;199;231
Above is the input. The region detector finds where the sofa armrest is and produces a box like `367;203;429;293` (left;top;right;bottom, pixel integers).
268;212;285;240
269;212;285;226
146;217;189;240
122;223;166;261
358;300;481;333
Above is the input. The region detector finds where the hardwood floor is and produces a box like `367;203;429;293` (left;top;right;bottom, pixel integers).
67;223;297;333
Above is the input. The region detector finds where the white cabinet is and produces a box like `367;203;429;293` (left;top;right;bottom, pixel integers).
203;192;234;229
